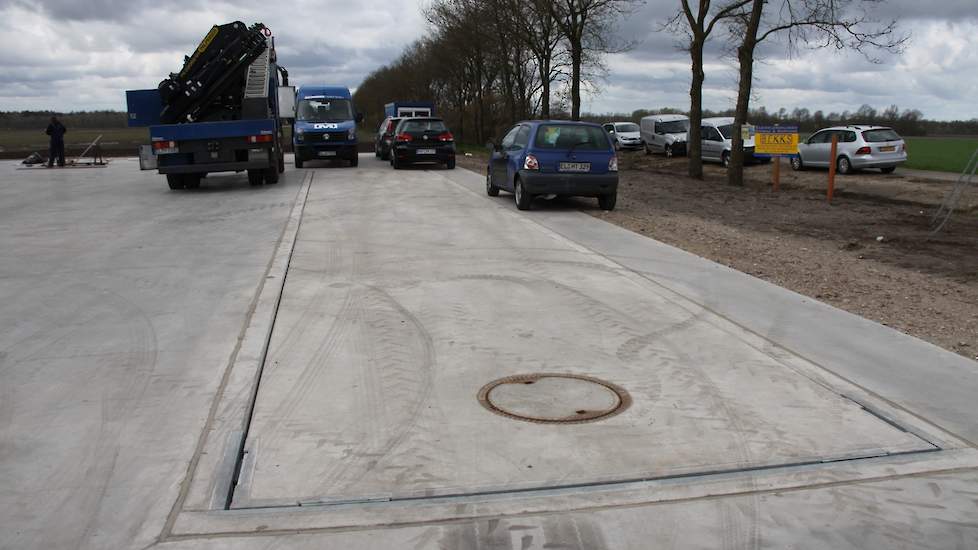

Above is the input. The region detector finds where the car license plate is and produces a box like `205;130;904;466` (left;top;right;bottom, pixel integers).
318;151;337;157
417;148;436;155
559;162;590;173
879;146;896;152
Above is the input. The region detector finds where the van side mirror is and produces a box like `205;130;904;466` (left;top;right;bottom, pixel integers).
486;141;498;151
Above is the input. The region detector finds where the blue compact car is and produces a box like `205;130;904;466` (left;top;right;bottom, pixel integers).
486;121;619;210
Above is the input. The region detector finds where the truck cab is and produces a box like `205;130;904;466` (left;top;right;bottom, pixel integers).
293;86;363;168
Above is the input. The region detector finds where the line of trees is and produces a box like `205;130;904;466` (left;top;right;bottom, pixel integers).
624;103;943;136
353;0;640;144
0;111;127;129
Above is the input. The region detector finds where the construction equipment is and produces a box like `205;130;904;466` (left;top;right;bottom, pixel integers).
126;22;294;189
931;147;978;234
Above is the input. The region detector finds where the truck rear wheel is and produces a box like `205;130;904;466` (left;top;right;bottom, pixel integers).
294;155;304;169
166;174;185;190
184;173;202;189
248;169;264;186
350;154;359;167
265;166;279;184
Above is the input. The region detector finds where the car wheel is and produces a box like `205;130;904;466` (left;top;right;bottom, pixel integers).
166;174;185;190
643;141;651;155
184;173;202;189
598;193;617;211
247;169;264;186
514;177;533;210
664;144;673;158
294;155;304;169
486;172;500;196
880;166;896;174
721;151;730;168
374;147;381;158
392;154;402;170
790;156;803;171
836;156;852;175
446;157;456;169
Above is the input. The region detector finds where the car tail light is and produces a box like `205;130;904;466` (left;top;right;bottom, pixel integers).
855;146;871;155
609;155;619;172
152;140;177;154
523;154;539;170
396;133;413;142
901;143;907;153
247;134;274;144
386;120;395;133
437;132;454;142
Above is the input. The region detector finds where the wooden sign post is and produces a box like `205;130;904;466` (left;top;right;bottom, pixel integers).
754;126;799;192
827;134;839;203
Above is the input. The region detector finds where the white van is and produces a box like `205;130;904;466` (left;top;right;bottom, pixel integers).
639;114;689;157
700;117;767;167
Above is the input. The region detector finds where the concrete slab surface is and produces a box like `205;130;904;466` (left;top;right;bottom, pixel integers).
2;156;976;549
233;160;934;507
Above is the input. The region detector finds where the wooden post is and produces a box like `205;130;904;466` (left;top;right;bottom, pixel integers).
827;134;838;202
772;155;780;191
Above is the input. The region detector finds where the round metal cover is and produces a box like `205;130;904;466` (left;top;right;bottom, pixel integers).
477;373;631;424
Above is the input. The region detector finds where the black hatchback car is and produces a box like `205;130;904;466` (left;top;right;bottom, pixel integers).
374;116;402;161
390;117;456;169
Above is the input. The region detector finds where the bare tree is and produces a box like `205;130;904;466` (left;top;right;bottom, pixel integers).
504;0;568;119
725;0;907;186
672;0;753;179
549;0;640;121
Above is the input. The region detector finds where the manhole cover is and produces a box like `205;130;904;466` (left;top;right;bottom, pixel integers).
477;373;631;424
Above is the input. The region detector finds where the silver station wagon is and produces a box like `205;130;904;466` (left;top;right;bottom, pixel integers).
793;125;908;174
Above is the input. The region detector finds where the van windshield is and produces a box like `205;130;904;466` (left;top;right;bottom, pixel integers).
657;120;689;134
297;98;354;122
534;124;610;150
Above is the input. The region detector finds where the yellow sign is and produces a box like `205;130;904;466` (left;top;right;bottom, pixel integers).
754;126;799;157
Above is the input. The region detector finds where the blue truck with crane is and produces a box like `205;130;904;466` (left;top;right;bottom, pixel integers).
125;21;294;189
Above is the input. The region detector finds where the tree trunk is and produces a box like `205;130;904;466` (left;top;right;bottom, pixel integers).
540;61;551;118
687;37;705;179
570;44;582;120
727;0;763;187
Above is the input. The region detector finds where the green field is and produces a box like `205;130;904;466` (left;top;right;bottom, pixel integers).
903;137;978;173
0;127;148;156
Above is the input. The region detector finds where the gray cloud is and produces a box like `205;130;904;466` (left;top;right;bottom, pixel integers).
1;0;976;121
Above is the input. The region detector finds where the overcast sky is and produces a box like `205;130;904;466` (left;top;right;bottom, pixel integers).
1;0;975;121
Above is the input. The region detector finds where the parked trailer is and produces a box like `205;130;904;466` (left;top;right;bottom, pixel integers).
384;101;435;118
125;21;295;189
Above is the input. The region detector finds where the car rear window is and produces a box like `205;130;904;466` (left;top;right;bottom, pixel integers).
534;124;610;150
401;120;447;133
862;129;901;143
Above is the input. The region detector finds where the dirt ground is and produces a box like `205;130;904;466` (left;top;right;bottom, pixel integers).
457;151;978;360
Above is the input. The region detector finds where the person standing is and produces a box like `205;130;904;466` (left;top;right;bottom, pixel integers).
46;116;67;167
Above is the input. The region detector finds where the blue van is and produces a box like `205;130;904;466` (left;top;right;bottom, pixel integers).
293;86;363;168
486;121;619;211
